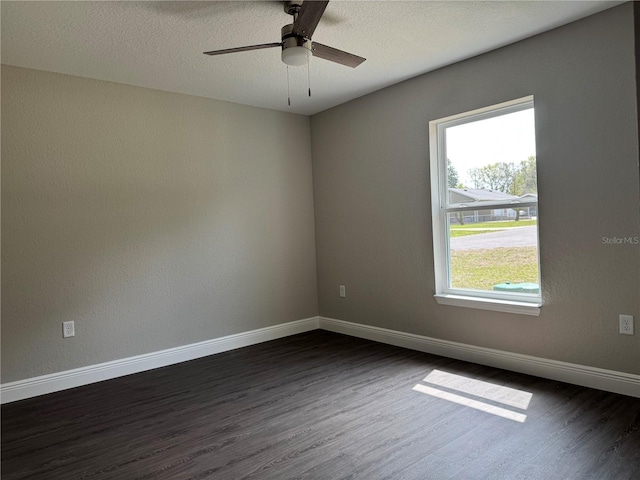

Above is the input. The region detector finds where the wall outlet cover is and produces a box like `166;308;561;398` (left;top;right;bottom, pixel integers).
63;321;75;338
619;315;634;335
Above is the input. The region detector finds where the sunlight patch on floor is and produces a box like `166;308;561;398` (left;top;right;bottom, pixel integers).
412;369;532;423
423;370;532;409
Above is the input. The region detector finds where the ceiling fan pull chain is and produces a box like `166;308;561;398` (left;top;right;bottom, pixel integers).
307;49;311;97
287;65;291;106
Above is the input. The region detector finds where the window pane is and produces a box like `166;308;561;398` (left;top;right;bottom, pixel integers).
446;109;537;206
448;211;539;293
443;105;539;296
430;97;541;305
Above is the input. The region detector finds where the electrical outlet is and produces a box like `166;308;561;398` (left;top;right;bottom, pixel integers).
63;321;75;338
619;315;634;335
339;285;346;298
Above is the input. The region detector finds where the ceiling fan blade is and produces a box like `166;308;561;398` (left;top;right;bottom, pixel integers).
311;42;366;68
292;1;329;38
203;43;282;56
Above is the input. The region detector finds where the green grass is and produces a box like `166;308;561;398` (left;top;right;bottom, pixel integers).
450;219;537;230
449;229;502;238
450;246;539;291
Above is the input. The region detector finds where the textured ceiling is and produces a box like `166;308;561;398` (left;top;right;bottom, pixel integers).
1;1;623;115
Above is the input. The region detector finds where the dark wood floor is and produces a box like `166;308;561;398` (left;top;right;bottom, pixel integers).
2;331;639;480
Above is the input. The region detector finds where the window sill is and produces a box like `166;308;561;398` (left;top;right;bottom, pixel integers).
434;294;541;316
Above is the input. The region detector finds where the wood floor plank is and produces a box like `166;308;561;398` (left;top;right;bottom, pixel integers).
2;331;639;480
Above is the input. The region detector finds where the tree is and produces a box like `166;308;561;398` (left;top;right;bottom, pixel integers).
513;156;537;195
447;160;464;224
447;159;459;188
466;157;537;220
468;162;518;193
467;159;537;195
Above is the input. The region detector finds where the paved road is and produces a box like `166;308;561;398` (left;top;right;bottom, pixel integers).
450;226;538;251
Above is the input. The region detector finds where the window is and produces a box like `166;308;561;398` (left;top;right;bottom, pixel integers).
429;96;541;315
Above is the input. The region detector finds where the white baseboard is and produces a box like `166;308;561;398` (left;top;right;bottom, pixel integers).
3;315;638;404
319;317;640;398
0;317;319;404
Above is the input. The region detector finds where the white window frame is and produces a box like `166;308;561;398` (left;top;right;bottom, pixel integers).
429;96;542;316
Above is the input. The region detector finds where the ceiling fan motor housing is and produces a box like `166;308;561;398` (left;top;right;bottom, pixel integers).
281;24;311;66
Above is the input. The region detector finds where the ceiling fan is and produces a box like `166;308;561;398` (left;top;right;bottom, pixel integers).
203;0;365;69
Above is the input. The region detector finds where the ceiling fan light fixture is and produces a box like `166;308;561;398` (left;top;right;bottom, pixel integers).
282;45;309;66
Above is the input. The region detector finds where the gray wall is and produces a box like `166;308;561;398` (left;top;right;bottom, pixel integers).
1;66;318;383
2;4;639;386
311;4;640;374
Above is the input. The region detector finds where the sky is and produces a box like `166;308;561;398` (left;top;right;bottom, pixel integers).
446;108;536;187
